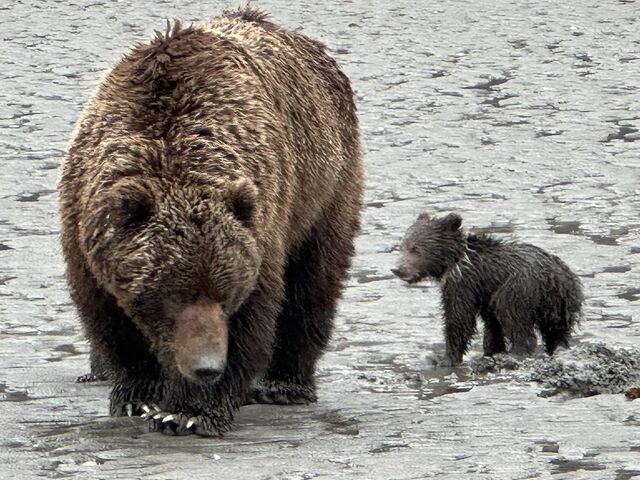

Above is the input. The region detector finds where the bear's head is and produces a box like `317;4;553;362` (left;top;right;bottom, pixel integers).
79;168;261;382
392;212;464;283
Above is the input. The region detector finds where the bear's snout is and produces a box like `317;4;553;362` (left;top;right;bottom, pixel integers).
171;301;228;382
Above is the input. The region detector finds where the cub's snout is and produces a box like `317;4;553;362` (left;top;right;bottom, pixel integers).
391;266;420;283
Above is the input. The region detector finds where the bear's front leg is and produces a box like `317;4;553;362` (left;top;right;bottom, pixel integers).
441;284;480;366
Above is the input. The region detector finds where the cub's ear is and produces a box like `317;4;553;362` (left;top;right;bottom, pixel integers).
228;179;258;228
441;213;462;231
417;212;431;222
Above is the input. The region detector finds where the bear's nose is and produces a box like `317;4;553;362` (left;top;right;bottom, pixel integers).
194;367;224;381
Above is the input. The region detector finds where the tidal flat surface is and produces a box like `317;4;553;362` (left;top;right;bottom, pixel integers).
0;1;639;478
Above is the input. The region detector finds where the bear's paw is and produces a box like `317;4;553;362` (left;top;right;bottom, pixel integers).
247;380;317;405
144;407;233;437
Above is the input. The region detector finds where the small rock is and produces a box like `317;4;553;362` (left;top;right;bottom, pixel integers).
625;387;640;400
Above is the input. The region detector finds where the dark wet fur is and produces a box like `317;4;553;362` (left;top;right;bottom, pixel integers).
394;213;583;365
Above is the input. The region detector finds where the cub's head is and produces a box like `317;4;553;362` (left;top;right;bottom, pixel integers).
80;170;261;382
392;212;464;283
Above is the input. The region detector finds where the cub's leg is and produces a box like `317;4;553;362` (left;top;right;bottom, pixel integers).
491;280;538;355
441;283;480;366
480;309;507;356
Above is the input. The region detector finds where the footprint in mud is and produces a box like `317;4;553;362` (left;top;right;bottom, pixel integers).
13;189;56;202
0;382;32;402
602;124;639;143
547;218;582;235
312;410;360;436
617;287;640;302
550;457;606;474
617;469;640;480
369;443;410;454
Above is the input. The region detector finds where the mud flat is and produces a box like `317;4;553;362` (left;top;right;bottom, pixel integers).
0;0;638;478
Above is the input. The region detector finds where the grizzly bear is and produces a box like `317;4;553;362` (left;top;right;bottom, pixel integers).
58;8;363;436
392;213;583;366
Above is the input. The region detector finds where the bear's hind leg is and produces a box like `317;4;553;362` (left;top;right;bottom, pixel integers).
496;310;538;355
75;349;111;383
491;279;538;356
251;211;358;405
538;303;572;355
540;323;570;355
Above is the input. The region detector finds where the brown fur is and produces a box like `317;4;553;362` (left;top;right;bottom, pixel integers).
59;9;363;436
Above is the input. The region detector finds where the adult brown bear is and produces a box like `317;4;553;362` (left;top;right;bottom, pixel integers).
58;8;363;436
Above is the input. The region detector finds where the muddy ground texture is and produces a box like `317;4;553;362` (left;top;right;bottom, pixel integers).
1;0;639;479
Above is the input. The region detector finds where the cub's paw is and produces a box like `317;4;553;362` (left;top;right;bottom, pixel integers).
144;407;232;437
247;380;317;405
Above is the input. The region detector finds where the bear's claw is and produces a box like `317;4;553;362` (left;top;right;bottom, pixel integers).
113;401;148;417
143;409;231;437
146;411;201;436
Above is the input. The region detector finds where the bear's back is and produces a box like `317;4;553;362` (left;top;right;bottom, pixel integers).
464;235;575;289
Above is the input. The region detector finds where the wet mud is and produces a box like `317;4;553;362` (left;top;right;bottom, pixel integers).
1;0;639;479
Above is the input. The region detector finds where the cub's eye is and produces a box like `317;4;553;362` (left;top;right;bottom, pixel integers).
409;246;419;254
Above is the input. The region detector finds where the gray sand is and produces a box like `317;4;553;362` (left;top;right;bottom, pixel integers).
0;1;638;478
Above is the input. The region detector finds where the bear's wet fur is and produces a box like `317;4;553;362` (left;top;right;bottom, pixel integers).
59;8;363;436
393;213;583;366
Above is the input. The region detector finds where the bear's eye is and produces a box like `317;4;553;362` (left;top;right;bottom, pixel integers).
117;198;152;228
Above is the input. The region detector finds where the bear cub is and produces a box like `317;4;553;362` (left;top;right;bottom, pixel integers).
393;212;583;365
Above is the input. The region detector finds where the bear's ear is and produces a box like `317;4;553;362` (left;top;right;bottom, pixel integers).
417;212;431;222
441;213;462;231
228;179;258;228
